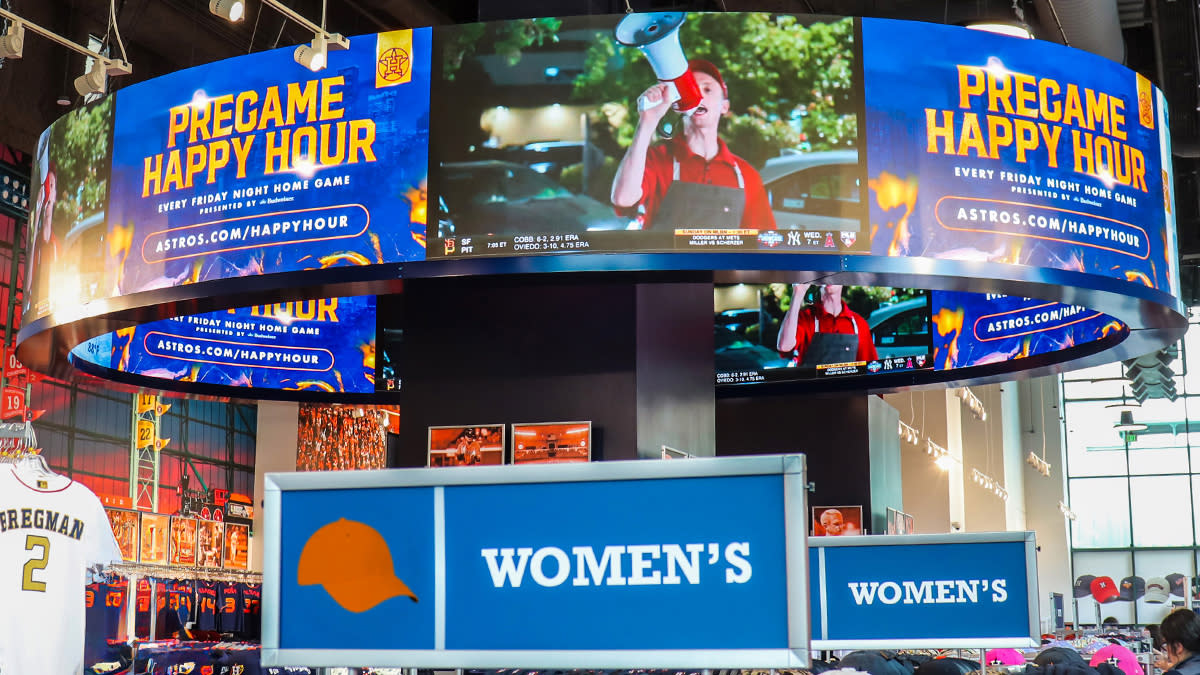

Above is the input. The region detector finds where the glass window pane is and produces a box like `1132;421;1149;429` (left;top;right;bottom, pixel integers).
1130;476;1193;546
1065;400;1128;477
1063;378;1130;401
1065;362;1123;382
1183;324;1200;394
1128;443;1188;475
1070;477;1131;548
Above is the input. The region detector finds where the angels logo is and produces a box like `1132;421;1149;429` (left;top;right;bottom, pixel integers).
840;232;857;247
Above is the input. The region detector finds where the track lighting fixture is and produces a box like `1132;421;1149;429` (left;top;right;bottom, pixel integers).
73;57;132;96
0;21;24;59
294;35;328;72
208;0;246;22
0;8;133;98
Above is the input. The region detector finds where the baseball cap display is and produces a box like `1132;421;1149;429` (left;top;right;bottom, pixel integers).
1074;575;1097;598
1118;576;1145;601
985;648;1026;666
1036;647;1086;667
1090;645;1144;675
1145;577;1170;604
1090;576;1120;604
297;517;420;613
1167;573;1187;597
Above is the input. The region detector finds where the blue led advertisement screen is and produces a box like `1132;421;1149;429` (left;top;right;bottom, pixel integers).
863;18;1176;295
26;29;432;324
71;296;377;393
928;291;1123;371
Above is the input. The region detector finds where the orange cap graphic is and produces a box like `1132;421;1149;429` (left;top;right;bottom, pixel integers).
298;518;419;612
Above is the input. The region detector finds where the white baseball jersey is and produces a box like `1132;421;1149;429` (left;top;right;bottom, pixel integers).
0;466;121;675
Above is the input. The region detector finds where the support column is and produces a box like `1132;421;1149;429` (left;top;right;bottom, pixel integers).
252;401;299;572
1001;382;1027;531
945;389;965;531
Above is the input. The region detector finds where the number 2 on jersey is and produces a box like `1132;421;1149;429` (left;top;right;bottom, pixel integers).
22;534;50;592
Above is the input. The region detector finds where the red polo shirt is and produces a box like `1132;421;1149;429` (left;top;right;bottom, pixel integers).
786;304;878;363
634;135;775;230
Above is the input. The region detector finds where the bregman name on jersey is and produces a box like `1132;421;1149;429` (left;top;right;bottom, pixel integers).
0;507;87;540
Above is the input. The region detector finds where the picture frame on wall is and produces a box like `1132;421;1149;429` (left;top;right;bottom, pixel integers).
811;505;863;537
105;508;139;562
138;513;170;564
197;520;225;569
224;523;250;570
511;421;592;464
168;517;197;566
427;424;506;467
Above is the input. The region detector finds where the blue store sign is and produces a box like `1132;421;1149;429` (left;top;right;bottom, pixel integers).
263;455;810;668
810;532;1040;649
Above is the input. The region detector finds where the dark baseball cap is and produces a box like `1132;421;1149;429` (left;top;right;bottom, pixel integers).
1118;576;1145;601
1035;647;1086;667
688;59;727;98
1091;576;1120;603
1167;573;1187;597
1074;575;1096;598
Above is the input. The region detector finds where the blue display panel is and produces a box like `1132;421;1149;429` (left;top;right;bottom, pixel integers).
264;456;810;668
929;291;1122;370
809;533;1039;649
71;296;377;394
26;29;431;325
863;18;1176;294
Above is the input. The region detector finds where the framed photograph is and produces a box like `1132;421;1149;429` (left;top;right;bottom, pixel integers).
811;505;863;537
103;506;138;559
197;520;225;569
224;523;250;571
512;421;592;465
138;513;170;564
105;508;139;562
661;446;692;459
168;517;197;566
886;507;901;535
427;424;506;467
903;513;915;535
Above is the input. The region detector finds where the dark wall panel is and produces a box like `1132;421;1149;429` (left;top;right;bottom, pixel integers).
396;276;640;466
716;393;873;521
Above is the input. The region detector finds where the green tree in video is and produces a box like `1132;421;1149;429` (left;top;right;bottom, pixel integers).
443;18;564;79
574;14;857;168
50;97;113;227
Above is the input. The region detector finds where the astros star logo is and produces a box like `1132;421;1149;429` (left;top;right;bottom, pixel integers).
378;47;410;83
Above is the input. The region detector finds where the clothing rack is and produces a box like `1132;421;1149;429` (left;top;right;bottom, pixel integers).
104;561;263;584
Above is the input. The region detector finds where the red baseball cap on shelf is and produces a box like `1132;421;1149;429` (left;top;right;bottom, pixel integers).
1091;576;1120;603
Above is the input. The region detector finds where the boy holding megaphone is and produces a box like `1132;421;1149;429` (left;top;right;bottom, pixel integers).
610;52;775;232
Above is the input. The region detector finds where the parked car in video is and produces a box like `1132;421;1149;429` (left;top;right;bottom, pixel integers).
507;140;606;182
435;160;629;237
867;295;931;360
715;325;790;373
716;308;761;336
759;149;861;232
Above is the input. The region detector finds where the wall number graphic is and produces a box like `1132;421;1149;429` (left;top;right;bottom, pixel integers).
22;535;50;592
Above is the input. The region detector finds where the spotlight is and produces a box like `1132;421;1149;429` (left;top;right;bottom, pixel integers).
74;64;107;96
294;32;348;72
294;39;327;72
0;21;24;59
208;0;245;22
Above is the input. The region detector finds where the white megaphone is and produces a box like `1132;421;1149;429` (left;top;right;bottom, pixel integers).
614;12;702;115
